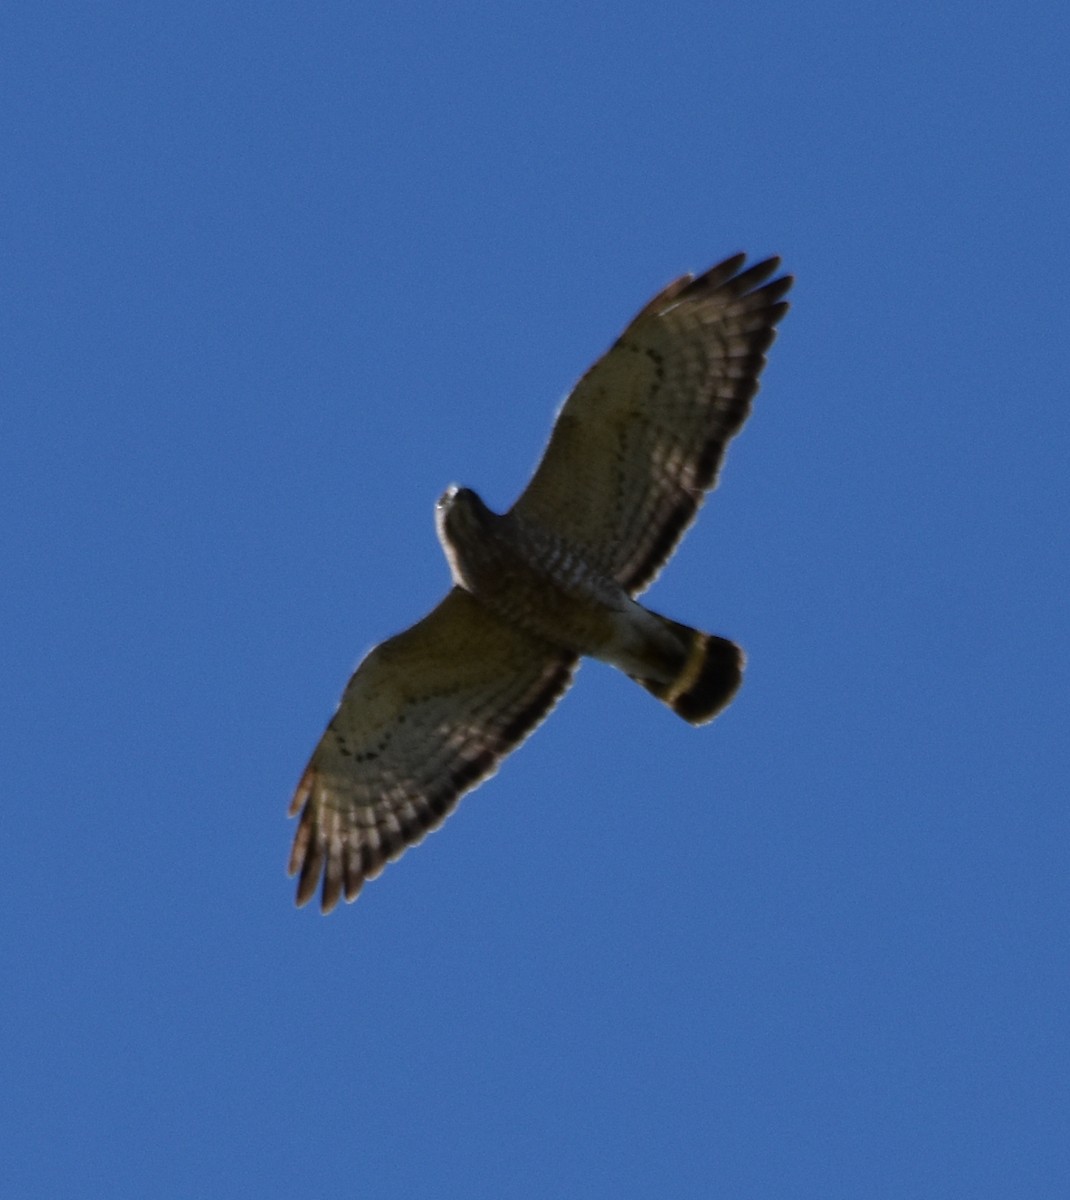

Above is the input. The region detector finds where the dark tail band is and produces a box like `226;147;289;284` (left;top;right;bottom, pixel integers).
631;628;744;725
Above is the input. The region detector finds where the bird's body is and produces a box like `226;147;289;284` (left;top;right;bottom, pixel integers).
288;253;793;911
438;485;721;691
438;487;629;659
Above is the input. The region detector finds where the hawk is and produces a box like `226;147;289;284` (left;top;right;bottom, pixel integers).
288;253;792;911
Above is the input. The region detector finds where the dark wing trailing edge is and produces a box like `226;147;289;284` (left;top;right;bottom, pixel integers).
288;587;577;912
511;253;792;595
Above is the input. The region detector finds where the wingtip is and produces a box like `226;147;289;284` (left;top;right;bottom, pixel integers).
679;252;788;301
288;766;314;817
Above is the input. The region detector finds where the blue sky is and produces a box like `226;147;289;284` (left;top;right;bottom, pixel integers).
4;2;1068;1196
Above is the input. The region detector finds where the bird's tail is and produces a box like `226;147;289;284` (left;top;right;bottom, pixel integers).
629;615;744;726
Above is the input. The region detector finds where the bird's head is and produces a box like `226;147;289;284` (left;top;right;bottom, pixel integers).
436;484;491;529
435;484;496;564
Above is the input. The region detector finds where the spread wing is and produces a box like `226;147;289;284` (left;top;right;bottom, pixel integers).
511;254;792;595
288;587;577;912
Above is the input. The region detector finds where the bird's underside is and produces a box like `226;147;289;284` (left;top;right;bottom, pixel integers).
288;252;792;912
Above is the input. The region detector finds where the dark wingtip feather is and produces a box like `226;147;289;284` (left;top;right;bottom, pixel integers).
288;767;313;817
758;276;794;307
674;255;791;323
726;256;781;293
767;298;791;323
295;835;325;908
677;253;748;300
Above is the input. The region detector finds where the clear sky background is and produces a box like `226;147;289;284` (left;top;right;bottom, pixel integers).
4;3;1068;1197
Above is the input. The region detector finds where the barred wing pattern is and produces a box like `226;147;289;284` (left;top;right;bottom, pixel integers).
289;587;577;912
511;254;791;595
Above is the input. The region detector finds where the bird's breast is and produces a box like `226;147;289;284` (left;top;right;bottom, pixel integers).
444;509;625;654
